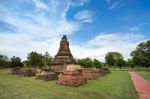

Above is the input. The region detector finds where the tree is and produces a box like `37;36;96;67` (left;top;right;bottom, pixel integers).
77;59;85;67
0;54;10;68
116;58;126;69
23;60;30;67
131;40;150;68
84;58;93;68
127;59;135;69
93;59;101;68
77;57;93;68
105;53;115;66
43;51;53;66
10;56;23;68
27;51;44;67
105;52;123;67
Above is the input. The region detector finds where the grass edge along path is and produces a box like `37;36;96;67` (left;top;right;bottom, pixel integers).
137;71;150;81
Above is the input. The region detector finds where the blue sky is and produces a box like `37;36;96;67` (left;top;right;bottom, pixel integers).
0;0;150;61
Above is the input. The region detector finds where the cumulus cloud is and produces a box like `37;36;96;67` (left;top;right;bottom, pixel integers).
71;33;146;61
74;10;93;23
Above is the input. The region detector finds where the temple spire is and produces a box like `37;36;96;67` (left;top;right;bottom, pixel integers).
53;35;75;64
62;35;67;39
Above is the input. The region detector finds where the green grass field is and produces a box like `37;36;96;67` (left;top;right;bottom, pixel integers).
0;69;138;99
137;71;150;81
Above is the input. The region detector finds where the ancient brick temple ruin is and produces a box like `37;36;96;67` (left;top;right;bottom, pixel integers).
50;35;76;72
51;35;87;86
57;70;87;87
37;35;82;82
10;35;110;85
32;35;110;86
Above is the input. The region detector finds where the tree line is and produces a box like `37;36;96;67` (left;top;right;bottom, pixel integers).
0;51;53;68
0;40;150;68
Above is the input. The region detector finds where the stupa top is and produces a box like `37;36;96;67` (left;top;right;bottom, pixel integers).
62;35;67;39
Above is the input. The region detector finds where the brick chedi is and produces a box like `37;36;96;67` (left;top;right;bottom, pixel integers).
53;35;75;64
50;35;75;72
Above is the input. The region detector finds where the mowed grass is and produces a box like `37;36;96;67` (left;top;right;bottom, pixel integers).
0;69;138;99
137;71;150;81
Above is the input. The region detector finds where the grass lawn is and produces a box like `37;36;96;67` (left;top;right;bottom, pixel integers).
0;69;138;99
137;71;150;81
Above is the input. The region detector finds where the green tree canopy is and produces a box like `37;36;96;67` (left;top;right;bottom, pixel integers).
131;40;150;68
77;58;102;68
105;52;124;67
0;54;10;68
116;58;126;69
77;57;93;68
93;59;101;68
126;59;135;69
27;51;44;67
10;56;23;68
43;51;53;66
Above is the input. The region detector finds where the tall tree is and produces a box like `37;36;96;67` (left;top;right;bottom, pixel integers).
84;58;93;68
105;52;124;67
105;53;115;66
27;51;44;67
0;54;10;68
10;56;23;68
93;59;101;68
116;58;126;69
131;40;150;68
127;59;135;69
43;51;53;66
77;59;84;67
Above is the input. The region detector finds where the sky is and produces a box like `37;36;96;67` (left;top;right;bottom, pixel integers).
0;0;150;61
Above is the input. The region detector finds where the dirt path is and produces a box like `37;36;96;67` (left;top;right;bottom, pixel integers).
129;71;150;99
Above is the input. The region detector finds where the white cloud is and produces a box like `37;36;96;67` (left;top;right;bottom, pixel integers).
69;0;89;6
106;0;111;4
0;30;147;62
71;33;146;61
0;31;60;60
33;0;48;10
106;0;122;10
74;10;93;23
129;23;145;32
130;27;140;32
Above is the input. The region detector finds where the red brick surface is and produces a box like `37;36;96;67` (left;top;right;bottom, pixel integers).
129;71;150;99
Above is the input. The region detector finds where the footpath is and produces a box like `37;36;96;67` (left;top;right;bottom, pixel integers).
129;71;150;99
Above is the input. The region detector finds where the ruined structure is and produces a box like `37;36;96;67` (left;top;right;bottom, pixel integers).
37;72;57;81
10;67;21;75
99;68;111;74
57;70;87;87
10;67;37;77
54;35;75;64
33;35;110;86
50;35;75;72
66;64;81;70
81;69;102;80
